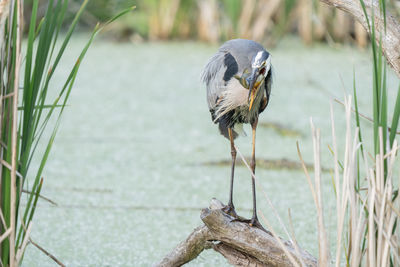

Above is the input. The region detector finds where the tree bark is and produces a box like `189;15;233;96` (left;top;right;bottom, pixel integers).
155;199;317;267
156;226;213;267
320;0;400;78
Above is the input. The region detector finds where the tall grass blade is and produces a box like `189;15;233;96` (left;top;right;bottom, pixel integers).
359;0;371;31
353;70;364;156
371;15;380;155
16;3;134;250
379;0;387;29
0;0;133;264
389;84;400;146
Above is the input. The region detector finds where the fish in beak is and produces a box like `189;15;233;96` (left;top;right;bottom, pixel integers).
246;67;266;111
246;54;271;111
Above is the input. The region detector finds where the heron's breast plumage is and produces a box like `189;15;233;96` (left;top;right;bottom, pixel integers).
213;78;248;121
214;77;265;126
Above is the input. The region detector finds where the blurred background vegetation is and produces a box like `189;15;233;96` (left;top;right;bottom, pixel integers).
24;0;400;46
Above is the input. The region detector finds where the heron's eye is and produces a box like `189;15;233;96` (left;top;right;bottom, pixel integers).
259;67;266;75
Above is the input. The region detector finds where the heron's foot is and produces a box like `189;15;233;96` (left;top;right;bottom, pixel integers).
222;203;238;218
233;216;267;232
249;216;267;232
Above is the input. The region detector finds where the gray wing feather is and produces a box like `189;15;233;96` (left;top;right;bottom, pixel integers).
201;52;227;110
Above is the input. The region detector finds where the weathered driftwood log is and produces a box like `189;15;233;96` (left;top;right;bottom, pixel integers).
320;0;400;78
156;199;317;267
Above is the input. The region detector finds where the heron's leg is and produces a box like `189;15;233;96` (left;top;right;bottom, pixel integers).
222;128;238;218
249;118;263;229
228;128;237;212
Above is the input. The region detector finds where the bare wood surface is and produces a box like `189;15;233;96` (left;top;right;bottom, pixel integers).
213;243;269;267
320;0;400;78
155;199;317;267
156;226;212;267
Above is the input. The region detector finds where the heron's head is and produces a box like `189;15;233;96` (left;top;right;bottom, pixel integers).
247;50;271;110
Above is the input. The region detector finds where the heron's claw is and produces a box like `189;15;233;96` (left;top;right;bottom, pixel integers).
249;217;267;232
232;216;268;232
222;204;238;218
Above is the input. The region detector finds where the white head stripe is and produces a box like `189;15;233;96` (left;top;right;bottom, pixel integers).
252;51;271;70
265;55;271;72
252;51;264;68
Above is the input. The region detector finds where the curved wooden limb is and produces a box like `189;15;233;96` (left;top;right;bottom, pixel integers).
319;0;400;78
155;199;317;267
155;225;213;267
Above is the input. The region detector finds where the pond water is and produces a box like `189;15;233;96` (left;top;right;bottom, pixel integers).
21;36;399;266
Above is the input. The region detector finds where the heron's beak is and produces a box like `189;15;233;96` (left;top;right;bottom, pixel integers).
246;68;263;111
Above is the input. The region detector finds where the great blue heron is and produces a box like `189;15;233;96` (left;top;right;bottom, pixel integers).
201;39;272;228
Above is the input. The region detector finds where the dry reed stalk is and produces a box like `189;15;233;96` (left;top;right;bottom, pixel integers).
312;95;400;266
0;0;9;54
350;199;367;267
177;19;190;39
234;145;313;267
238;0;256;39
29;239;65;267
348;123;361;264
159;0;180;39
148;16;160;40
197;0;220;42
0;228;12;244
368;168;377;267
332;96;354;267
296;142;318;215
376;129;385;266
0;209;6;229
15;222;32;265
287;209;308;267
0;160;22;179
251;0;282;42
298;0;313;44
333;10;350;41
368;129;400;267
8;0;21;265
355;21;368;47
310;119;329;266
0;0;9;195
250;0;277;41
314;4;331;40
0;0;8;16
259;211;301;267
149;0;181;40
138;0;370;46
328;103;339;267
234;145;292;240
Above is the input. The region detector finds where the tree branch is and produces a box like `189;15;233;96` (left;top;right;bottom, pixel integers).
320;0;400;78
156;225;213;267
156;199;317;267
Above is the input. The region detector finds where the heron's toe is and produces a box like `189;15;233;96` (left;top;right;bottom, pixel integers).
222;204;238;218
249;217;268;232
230;216;268;232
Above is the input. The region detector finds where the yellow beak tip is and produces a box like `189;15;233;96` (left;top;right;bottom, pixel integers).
249;91;256;111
